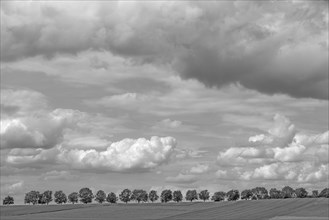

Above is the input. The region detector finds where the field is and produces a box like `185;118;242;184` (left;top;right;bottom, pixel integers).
1;198;328;220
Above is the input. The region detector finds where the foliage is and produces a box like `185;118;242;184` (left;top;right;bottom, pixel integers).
269;188;282;199
54;191;67;204
106;192;118;204
24;191;40;205
68;192;79;204
281;186;294;199
119;189;132;204
295;188;308;198
185;190;198;202
148;190;159;203
173;190;183;203
211;191;226;202
131;189;148;203
319;188;329;198
312;190;318;198
39;190;52;205
198;190;210;202
226;190;240;201
3;195;14;205
79;188;94;204
241;189;253;200
251;187;268;200
95;190;107;204
161;189;172;203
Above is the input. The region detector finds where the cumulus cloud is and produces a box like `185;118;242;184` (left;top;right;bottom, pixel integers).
190;164;209;174
1;108;84;149
216;113;329;183
1;1;327;99
57;136;176;172
5;136;177;172
41;170;77;181
165;173;198;184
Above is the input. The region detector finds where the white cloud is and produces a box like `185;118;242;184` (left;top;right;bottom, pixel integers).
165;173;198;184
153;118;182;129
216;114;329;183
1;108;84;149
57;136;176;172
42;170;76;181
190;164;209;174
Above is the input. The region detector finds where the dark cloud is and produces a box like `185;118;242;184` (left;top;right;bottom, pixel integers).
1;1;327;99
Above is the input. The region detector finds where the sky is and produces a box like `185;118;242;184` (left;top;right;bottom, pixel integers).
0;1;328;204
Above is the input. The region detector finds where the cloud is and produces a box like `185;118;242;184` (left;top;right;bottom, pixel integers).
216;113;329;183
165;173;198;184
41;170;76;181
1;181;24;195
1;108;84;149
190;164;209;174
153;118;182;129
1;1;327;99
57;136;176;172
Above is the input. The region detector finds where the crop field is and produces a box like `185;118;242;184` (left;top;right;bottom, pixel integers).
1;198;328;220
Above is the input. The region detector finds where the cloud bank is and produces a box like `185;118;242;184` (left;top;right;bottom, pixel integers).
1;1;328;99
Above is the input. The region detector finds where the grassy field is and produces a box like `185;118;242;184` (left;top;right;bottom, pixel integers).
1;198;328;220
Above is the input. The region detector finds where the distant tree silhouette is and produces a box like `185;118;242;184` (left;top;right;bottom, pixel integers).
161;189;172;203
282;186;294;199
269;188;282;199
198;190;210;202
95;190;107;204
25;191;40;205
211;191;226;202
173;190;183;203
251;187;268;199
106;192;117;204
312;190;318;198
226;190;240;201
3;196;14;205
68;192;79;204
119;189;132;204
319;188;329;198
54;191;67;204
185;190;198;202
241;189;253;200
131;189;148;203
39;190;52;205
79;188;94;204
295;188;308;198
148;190;159;203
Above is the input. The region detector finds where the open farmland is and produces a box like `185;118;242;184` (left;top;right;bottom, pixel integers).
1;198;328;220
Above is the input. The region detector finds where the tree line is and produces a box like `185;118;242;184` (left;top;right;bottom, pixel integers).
3;186;329;205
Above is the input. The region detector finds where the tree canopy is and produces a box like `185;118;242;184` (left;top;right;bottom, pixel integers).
173;190;183;203
119;189;132;204
198;190;210;202
3;196;14;205
161;189;172;203
185;190;198;202
79;188;94;204
148;190;159;203
68;192;79;204
54;191;67;204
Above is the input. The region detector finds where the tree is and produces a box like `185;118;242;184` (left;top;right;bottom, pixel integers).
295;188;308;198
68;192;79;204
106;192;117;204
269;188;282;199
161;189;172;203
198;190;210;202
251;187;268;200
3;196;14;205
282;186;294;199
95;190;107;204
54;191;67;204
185;190;198;202
131;189;148;203
173;190;183;203
119;189;132;204
312;190;318;198
241;189;253;200
79;188;94;204
319;188;329;198
40;190;52;205
148;190;159;203
226;190;240;201
211;191;226;202
24;191;40;205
